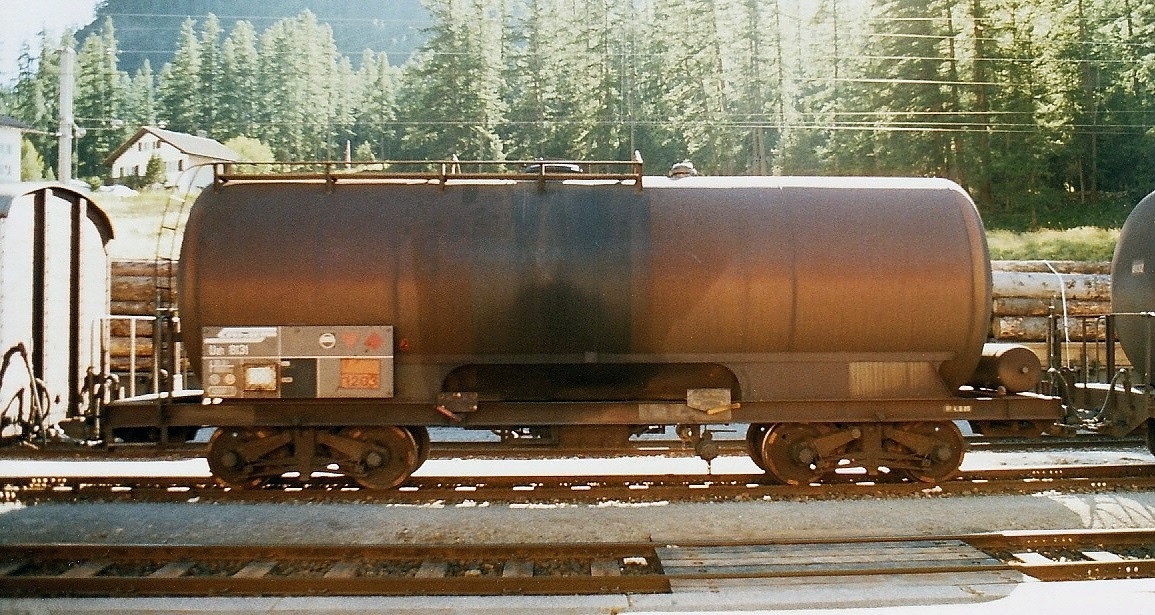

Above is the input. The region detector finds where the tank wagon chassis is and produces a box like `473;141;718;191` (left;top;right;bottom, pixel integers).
93;159;1151;489
104;386;1059;489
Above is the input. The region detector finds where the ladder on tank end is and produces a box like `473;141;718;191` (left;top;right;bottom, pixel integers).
147;190;191;446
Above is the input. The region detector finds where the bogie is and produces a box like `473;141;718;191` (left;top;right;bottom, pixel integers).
751;421;966;485
205;425;426;490
206;427;292;488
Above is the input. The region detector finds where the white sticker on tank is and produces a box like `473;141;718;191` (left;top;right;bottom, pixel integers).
1133;259;1145;275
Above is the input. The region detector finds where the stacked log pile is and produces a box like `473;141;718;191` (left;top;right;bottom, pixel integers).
105;260;176;373
103;259;1119;376
990;260;1110;342
990;260;1118;370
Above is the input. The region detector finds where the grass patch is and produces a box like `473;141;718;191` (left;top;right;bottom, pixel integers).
986;226;1119;261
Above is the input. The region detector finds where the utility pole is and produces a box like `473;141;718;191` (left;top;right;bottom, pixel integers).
57;47;76;181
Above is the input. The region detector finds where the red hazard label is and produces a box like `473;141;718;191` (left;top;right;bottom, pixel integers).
364;331;384;351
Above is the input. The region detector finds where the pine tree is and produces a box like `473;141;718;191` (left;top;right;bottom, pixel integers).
650;0;755;174
778;0;872;175
197;14;224;136
74;18;131;179
956;0;1050;215
734;0;784;174
218;20;261;138
501;0;568;159
255;11;345;160
1090;0;1155;201
1034;0;1105;203
353;50;399;160
329;54;360;160
11;33;71;176
143;153;166;186
157;19;203;134
826;0;958;178
20;137;48;180
122;60;156;129
545;0;636;161
398;0;506;160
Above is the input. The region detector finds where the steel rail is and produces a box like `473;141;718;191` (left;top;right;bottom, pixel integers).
0;543;667;597
1;530;1152;598
965;529;1155;582
4;464;1155;505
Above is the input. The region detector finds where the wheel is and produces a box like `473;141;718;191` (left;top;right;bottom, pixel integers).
206;427;289;488
759;423;832;485
745;424;771;471
892;422;966;483
338;426;420;490
407;426;431;466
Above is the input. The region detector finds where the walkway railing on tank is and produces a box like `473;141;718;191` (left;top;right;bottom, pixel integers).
208;152;646;191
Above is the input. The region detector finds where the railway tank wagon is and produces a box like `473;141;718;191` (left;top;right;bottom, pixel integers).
1107;188;1155;451
108;162;1061;488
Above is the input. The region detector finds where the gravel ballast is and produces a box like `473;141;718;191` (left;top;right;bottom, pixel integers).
2;450;1155;546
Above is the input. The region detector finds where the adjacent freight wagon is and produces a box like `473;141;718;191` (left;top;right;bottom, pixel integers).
0;183;113;443
105;160;1069;488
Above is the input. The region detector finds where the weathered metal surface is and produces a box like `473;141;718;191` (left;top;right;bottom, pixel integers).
104;259;1119;382
1112;188;1155;382
107;260;1116;361
103;392;1059;430
968;343;1043;393
179;176;990;406
0;184;112;426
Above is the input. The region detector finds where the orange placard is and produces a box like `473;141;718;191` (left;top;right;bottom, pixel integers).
339;358;381;389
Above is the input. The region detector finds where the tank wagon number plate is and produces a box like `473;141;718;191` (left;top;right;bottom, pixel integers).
202;326;394;399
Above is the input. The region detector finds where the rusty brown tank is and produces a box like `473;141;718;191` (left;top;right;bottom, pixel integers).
178;174;991;407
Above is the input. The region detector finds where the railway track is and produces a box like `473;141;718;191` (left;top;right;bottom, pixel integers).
1;530;1152;598
5;464;1155;505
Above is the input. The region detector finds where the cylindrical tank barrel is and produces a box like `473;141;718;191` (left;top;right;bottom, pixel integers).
967;343;1043;393
1112;188;1155;383
179;175;991;398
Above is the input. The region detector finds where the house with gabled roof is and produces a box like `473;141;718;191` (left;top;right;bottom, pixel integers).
0;115;32;183
104;126;240;190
